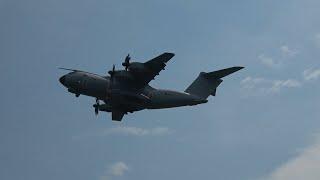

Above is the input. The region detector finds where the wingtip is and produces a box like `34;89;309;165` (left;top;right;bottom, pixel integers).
58;67;68;70
234;66;245;71
164;52;175;57
58;67;76;71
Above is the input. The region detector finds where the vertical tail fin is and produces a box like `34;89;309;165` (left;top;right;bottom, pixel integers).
185;67;244;99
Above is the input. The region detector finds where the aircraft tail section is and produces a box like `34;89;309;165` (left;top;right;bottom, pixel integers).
185;67;244;99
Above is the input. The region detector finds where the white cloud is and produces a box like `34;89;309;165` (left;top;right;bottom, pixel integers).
103;126;149;136
270;79;301;93
259;54;278;68
241;76;301;95
303;68;320;81
280;45;298;57
261;134;320;180
241;77;268;89
99;176;110;180
315;33;320;48
259;45;298;68
109;162;129;176
72;126;172;140
99;175;109;180
101;126;171;136
100;162;129;180
150;127;171;135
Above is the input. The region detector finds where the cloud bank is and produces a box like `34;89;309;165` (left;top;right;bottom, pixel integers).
259;45;298;68
315;33;320;48
259;54;278;68
241;76;301;94
108;162;129;176
280;45;298;57
303;68;320;81
261;134;320;180
72;126;172;140
101;126;171;136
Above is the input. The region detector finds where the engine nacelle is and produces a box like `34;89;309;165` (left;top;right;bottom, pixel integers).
128;62;148;73
95;104;113;112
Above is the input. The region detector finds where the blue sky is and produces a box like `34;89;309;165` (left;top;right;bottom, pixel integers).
1;0;320;180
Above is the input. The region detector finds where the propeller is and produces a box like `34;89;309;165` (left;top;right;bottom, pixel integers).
108;64;116;78
94;98;99;116
122;54;131;71
107;65;116;98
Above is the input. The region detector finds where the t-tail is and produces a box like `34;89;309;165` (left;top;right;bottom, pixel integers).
185;66;244;99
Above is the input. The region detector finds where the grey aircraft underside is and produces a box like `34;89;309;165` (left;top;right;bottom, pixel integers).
59;53;244;121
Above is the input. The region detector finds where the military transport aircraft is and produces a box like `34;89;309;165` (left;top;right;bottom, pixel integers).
59;53;244;121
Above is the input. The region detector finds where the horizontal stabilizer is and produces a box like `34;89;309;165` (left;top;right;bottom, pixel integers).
204;66;244;79
185;66;244;99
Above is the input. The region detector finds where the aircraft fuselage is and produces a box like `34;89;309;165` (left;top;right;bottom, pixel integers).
59;71;207;113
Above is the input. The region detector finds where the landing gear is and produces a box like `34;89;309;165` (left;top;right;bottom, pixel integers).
94;98;99;116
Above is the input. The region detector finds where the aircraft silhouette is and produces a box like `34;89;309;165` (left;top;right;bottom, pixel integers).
59;53;244;121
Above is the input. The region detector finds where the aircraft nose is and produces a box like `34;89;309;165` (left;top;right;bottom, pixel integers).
59;75;66;85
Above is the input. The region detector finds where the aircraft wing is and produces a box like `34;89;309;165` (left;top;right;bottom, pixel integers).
112;110;126;121
138;52;175;86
